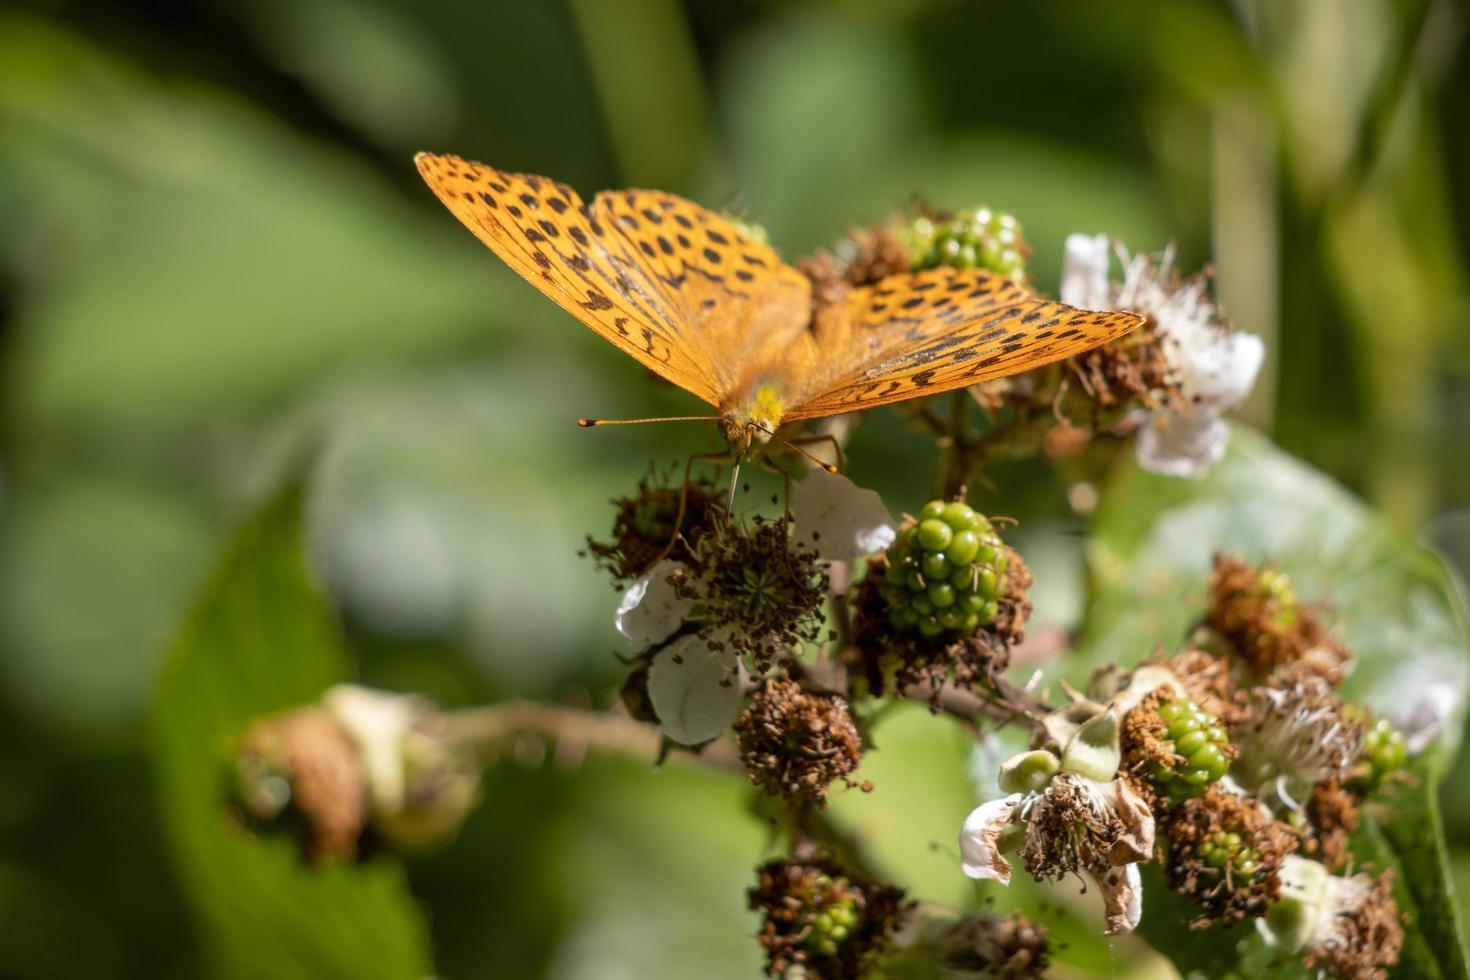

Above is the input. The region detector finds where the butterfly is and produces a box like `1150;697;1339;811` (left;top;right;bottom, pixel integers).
415;153;1143;460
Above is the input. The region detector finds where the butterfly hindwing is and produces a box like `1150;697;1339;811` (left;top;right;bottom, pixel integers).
784;268;1144;419
415;153;724;405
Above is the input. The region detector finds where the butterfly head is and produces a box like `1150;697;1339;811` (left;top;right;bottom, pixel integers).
724;382;785;458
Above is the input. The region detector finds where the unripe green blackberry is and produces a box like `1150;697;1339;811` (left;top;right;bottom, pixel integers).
1148;698;1231;798
1196;829;1263;879
805;886;860;958
908;207;1028;282
1354;719;1407;791
881;500;1007;641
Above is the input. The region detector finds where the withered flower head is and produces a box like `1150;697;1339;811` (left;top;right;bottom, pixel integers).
586;469;723;583
1162;647;1245;726
680;517;828;670
1234;681;1365;805
735;676;865;808
797;225;913;314
1163;785;1298;927
233;706;367;862
934;910;1050;979
1206;554;1352;684
1261;858;1403;980
748;857;907;979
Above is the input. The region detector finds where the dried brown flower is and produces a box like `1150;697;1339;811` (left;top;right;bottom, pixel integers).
1163;785;1298;927
1302;778;1361;872
234;707;367;862
1067;323;1178;414
935;910;1050;979
586;469;723;582
1301;869;1403;980
735;677;865;807
748;857;907;979
1234;681;1365;801
1207;554;1352;684
1162;647;1245;726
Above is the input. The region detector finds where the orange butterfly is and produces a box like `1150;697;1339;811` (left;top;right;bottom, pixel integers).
416;153;1142;458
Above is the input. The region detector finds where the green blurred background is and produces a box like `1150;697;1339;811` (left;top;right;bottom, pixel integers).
0;0;1467;977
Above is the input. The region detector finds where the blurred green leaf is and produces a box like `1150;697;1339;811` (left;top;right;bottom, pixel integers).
1074;426;1470;759
150;481;430;979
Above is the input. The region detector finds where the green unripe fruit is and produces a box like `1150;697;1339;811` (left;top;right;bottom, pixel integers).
945;530;981;565
1147;697;1231;799
917;519;953;551
881;498;1010;643
922;552;951;580
1354;718;1407;792
908;206;1029;282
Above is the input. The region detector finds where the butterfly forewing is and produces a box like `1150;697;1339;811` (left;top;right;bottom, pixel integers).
782;268;1143;419
416;153;811;409
416;153;724;404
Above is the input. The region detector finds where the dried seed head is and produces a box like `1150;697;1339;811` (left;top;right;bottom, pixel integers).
735;677;865;807
586;469;723;583
1163;785;1298;927
748;858;907;979
934;910;1050;979
1302;869;1404;980
1207;554;1352;684
1162;647;1245;726
233;706;367;862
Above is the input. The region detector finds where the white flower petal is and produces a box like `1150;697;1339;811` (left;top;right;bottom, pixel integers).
1096;862;1144;936
1177;330;1264;411
791;469;896;563
614;560;694;650
1135;413;1230;479
1060;233;1112;310
323;684;421;815
647;634;742;746
959;793;1024;882
1395;682;1458;755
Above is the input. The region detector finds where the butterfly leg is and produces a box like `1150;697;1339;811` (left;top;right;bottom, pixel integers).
649;449;734;571
785;432;846;471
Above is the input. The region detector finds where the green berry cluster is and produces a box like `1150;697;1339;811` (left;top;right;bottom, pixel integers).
805;883;859;958
909;208;1027;281
1259;566;1300;629
1356;718;1407;791
1197;830;1261;878
723;214;770;245
881;500;1007;641
1149;699;1231;798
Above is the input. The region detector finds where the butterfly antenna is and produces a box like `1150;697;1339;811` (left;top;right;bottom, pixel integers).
772;435;840;474
578;415;722;427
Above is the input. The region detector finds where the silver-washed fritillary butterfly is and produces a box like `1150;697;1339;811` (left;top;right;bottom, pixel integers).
415;153;1143;456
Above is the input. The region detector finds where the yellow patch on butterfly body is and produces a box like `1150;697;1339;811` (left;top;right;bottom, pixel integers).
413;152;1146;451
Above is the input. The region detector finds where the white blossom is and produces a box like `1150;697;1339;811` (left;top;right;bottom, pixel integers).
647;634;743;745
791;468;897;563
958;794;1024;882
323;684;423;815
1060;233;1265;478
614;559;693;651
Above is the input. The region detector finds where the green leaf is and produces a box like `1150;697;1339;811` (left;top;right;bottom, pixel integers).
149;483;431;979
1076;427;1470;977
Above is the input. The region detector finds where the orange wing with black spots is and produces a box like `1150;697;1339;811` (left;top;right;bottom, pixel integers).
415;153;809;408
781;268;1143;420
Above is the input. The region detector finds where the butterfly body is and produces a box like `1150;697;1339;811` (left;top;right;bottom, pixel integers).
414;152;1145;448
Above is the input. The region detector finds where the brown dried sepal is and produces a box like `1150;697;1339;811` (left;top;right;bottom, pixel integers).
735;677;865;808
235;706;367;862
1206;553;1352;684
585;469;723;582
1302;778;1361;872
1163;785;1298;927
748;857;908;980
